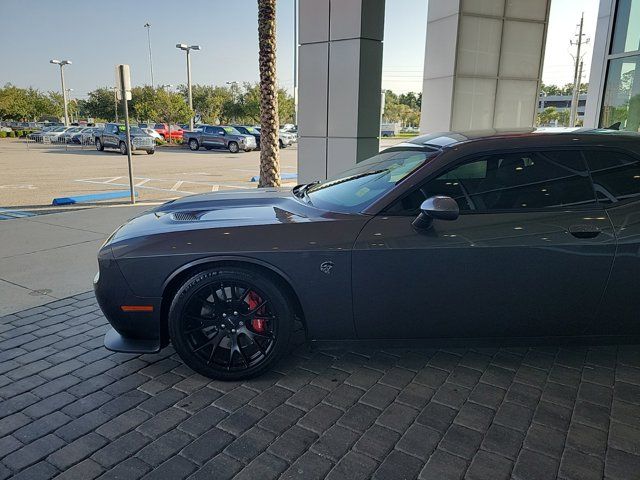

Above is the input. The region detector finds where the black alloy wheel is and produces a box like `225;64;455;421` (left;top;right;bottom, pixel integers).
168;268;293;380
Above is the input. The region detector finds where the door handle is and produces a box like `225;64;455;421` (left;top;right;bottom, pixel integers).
568;224;602;239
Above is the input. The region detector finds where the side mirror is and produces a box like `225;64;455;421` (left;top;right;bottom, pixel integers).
412;196;460;229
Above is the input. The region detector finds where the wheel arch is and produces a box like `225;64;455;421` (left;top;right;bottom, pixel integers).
159;256;307;346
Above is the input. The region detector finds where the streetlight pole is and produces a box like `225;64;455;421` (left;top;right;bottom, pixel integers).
50;59;72;126
144;23;154;87
176;43;201;130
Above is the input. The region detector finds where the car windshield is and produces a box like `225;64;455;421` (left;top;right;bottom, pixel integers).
302;148;438;213
223;126;240;135
117;125;144;135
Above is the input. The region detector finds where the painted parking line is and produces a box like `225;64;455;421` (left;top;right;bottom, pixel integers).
0;209;37;220
75;177;249;195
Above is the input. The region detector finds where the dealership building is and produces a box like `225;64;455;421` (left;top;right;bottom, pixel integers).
296;0;640;181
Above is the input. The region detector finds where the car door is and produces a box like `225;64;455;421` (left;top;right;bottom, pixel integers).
211;127;226;147
584;147;640;335
202;126;216;146
352;148;617;340
103;125;116;147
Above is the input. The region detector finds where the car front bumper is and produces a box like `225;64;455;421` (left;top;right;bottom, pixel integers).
94;246;163;353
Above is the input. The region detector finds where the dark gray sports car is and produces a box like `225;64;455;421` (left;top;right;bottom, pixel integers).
95;129;640;380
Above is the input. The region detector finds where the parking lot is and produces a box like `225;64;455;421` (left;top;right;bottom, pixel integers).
0;138;407;210
0;140;299;209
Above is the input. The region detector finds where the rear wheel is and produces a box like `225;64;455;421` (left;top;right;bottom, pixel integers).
279;139;284;148
189;139;199;151
146;149;155;155
168;268;293;380
95;138;104;151
119;142;127;155
228;142;239;154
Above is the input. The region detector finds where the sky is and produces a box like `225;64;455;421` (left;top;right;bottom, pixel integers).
0;0;600;99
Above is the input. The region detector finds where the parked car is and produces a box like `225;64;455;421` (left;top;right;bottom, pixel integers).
153;123;183;140
183;125;256;153
232;125;261;148
72;127;102;145
60;126;89;143
142;128;163;141
94;128;640;380
254;126;294;148
31;126;71;142
95;124;155;154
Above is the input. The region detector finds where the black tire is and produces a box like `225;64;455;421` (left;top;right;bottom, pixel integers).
189;138;199;151
228;141;239;154
146;149;155;155
95;138;104;151
279;139;284;148
119;142;127;155
168;268;294;380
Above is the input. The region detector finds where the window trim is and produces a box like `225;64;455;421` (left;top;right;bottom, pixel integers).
383;146;605;216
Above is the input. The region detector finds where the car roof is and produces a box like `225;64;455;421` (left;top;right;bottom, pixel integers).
388;128;640;153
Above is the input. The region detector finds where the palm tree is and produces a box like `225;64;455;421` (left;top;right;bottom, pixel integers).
257;0;281;187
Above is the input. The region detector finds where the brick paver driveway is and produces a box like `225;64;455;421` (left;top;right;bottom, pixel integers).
1;293;639;480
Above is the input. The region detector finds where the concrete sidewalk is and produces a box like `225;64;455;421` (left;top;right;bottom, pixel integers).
0;205;150;316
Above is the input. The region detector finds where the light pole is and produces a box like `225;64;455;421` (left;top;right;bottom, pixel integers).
50;59;72;126
144;23;154;87
176;43;201;130
66;89;74;123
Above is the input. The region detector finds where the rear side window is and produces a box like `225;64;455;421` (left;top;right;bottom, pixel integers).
154;124;164;129
585;150;640;204
391;150;598;214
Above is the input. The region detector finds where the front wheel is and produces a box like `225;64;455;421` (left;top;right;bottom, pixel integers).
189;139;199;151
119;142;127;155
168;268;294;380
146;149;155;155
228;142;239;154
95;138;104;151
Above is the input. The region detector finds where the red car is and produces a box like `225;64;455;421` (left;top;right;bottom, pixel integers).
153;123;183;140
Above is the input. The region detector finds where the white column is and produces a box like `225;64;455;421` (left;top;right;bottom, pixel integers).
420;0;551;133
298;0;385;183
584;0;616;128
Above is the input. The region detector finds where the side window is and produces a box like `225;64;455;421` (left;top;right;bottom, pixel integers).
214;128;225;135
585;150;640;204
390;150;597;214
204;126;214;134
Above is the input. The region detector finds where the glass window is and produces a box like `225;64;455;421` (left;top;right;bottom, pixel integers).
302;149;439;213
585;150;640;204
390;150;597;214
601;56;640;132
612;0;640;54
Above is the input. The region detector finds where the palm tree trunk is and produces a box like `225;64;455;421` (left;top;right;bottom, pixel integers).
257;0;281;187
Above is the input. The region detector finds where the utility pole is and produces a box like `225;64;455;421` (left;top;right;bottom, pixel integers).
176;44;201;131
50;59;72;126
144;23;154;87
569;13;589;127
113;86;119;122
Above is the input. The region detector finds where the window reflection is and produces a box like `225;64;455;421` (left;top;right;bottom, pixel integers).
600;55;640;132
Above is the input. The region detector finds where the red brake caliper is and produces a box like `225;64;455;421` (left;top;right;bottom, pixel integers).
247;291;267;333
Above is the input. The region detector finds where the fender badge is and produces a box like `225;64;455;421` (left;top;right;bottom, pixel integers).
320;261;334;275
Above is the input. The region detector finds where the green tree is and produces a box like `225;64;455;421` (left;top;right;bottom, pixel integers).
134;88;192;141
178;84;232;124
84;87;121;122
537;106;559;126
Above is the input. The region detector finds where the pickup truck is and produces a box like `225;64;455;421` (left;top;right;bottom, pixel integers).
95;124;155;155
184;125;256;153
153;123;183;140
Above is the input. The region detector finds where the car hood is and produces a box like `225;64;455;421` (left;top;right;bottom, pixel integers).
107;188;349;245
